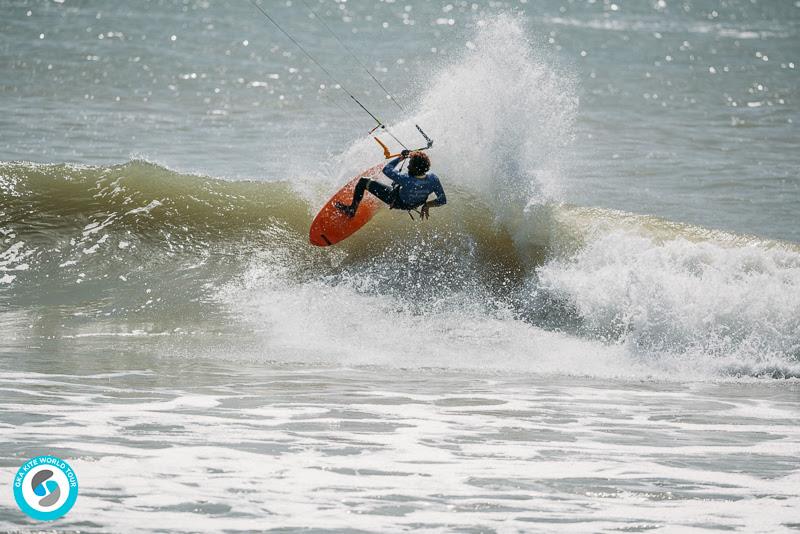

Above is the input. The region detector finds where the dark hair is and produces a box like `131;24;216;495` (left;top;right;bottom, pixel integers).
408;151;431;176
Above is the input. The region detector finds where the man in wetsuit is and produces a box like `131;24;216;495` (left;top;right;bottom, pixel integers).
335;150;446;220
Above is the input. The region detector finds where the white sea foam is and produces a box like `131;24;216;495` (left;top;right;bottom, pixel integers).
1;370;798;532
537;229;800;376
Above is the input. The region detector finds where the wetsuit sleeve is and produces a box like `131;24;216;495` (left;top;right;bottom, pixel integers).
382;157;411;187
431;174;447;206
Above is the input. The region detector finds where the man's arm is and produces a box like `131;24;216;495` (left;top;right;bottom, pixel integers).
419;175;446;220
429;175;447;206
382;156;411;187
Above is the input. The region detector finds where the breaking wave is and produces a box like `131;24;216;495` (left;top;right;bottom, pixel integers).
1;159;798;379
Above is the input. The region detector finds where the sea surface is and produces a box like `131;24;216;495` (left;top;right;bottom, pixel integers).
1;0;799;532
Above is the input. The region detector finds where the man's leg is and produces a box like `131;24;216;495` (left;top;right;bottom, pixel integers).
336;178;395;217
366;180;396;204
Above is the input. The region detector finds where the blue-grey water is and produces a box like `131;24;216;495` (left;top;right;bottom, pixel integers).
1;0;799;531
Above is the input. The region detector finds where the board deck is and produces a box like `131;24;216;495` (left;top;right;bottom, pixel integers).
309;163;385;247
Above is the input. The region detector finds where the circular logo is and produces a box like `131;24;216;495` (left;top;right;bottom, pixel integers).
13;456;78;521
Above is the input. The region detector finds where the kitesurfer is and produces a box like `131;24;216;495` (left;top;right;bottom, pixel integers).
335;150;446;220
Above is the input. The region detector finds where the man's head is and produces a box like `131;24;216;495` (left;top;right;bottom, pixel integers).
408;151;431;177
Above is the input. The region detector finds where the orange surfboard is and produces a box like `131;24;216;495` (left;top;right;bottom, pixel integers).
309;163;385;246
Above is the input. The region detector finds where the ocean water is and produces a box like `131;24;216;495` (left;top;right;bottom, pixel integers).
1;0;799;531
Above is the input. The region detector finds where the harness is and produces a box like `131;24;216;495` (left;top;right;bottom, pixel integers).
386;186;423;219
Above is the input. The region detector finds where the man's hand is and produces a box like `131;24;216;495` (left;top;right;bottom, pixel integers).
400;149;410;158
419;203;430;220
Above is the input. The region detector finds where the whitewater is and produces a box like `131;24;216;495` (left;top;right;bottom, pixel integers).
1;1;799;532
